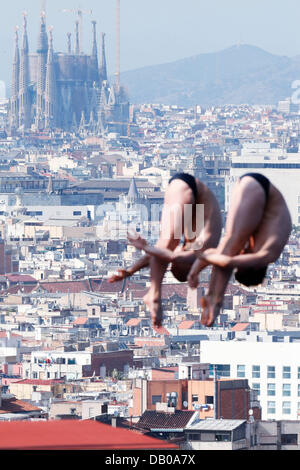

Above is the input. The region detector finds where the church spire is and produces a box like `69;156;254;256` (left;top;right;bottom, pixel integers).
99;32;107;82
75;21;80;55
90;21;99;84
10;27;20;130
92;21;98;60
127;177;139;201
44;28;56;129
21;13;29;54
19;13;31;130
67;32;71;54
35;10;48;130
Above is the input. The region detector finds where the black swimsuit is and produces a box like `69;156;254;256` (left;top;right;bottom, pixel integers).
168;172;198;203
168;172;198;246
240;172;270;201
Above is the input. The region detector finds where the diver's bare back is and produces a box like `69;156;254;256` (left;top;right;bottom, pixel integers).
252;182;291;259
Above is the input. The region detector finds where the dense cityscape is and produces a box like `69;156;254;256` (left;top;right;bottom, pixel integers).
1;3;300;453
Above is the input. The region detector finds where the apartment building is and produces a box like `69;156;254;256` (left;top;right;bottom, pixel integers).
200;340;300;420
226;142;300;225
22;351;92;381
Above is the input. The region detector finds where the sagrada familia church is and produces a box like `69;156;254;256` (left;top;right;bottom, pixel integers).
9;10;130;134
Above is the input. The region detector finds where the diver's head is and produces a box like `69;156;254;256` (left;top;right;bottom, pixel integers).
235;266;267;287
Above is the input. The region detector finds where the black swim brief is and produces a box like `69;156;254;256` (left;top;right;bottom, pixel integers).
240;172;270;201
168;172;198;203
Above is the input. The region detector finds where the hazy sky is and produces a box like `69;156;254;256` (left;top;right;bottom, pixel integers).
2;0;300;89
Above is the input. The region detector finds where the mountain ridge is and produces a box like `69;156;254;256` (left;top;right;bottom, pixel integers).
119;44;300;106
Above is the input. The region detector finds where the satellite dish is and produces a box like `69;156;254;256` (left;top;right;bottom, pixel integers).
183;401;188;408
249;409;253;416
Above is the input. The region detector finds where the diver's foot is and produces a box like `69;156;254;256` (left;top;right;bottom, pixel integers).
200;295;221;327
144;291;163;328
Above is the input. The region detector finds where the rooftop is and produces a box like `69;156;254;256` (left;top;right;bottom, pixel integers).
137;410;197;431
0;420;178;450
187;419;246;432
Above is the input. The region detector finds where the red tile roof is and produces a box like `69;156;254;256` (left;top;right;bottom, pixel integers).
178;320;195;329
5;274;37;283
161;284;188;300
0;420;178;450
132;288;148;300
73;317;89;325
98;279;147;294
231;322;250;332
38;280;90;294
13;379;63;386
0;398;42;414
132;284;188;301
3;285;36;295
126;318;141;327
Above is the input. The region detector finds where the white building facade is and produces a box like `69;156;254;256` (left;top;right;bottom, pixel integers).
226;143;300;225
200;340;300;421
22;351;92;381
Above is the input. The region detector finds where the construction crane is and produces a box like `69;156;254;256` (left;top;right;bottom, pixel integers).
115;0;120;93
61;7;93;54
106;121;139;137
41;0;46;15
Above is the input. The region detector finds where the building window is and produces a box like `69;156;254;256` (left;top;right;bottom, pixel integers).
92;308;96;315
205;396;214;404
33;372;38;379
252;383;260;396
152;395;162;405
188;434;200;441
73;211;82;216
237;365;245;378
281;434;298;445
267;366;276;379
283;367;291;379
267;383;276;396
282;401;291;414
267;401;276;414
283;384;291;397
192;395;198;403
213;364;230;377
252;365;260;378
298;367;300;380
215;433;230;442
